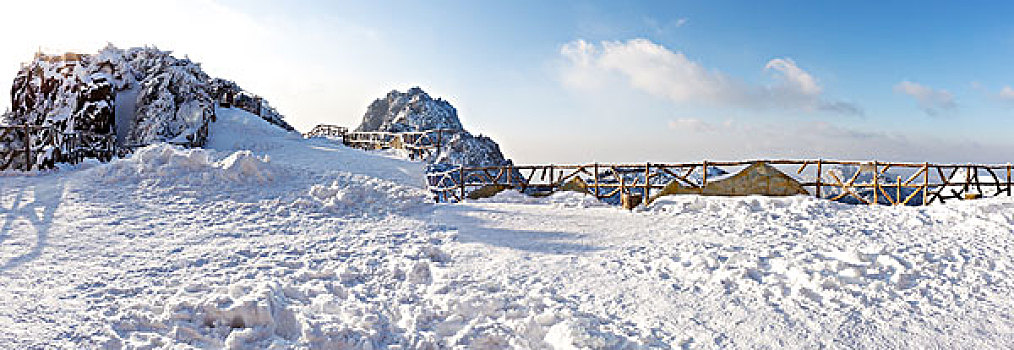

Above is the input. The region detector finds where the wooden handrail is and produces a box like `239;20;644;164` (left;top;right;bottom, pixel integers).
427;160;1014;206
307;125;458;161
1;125;122;170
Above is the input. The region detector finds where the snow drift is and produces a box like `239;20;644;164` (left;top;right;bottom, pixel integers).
299;174;431;216
91;143;276;185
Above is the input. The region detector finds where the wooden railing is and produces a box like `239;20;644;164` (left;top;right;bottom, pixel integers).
426;160;1014;206
305;125;456;161
343;129;455;160
1;125;117;171
303;124;348;139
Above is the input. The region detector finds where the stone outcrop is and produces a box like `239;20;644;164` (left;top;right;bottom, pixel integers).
355;87;511;167
2;45;295;148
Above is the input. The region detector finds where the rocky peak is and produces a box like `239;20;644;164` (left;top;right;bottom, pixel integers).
356;87;462;133
354;87;511;167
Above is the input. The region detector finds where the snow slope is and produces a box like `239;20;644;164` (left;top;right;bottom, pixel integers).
1;108;1013;348
442;193;1014;348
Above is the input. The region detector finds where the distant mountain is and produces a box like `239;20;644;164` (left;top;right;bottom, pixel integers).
2;44;295;148
356;87;512;167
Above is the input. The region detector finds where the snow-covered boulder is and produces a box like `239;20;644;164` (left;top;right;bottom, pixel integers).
429;132;511;166
356;87;462;133
5;51;117;134
355;87;511;167
2;44;295;149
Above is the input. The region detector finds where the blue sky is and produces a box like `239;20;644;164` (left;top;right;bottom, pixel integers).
1;0;1012;163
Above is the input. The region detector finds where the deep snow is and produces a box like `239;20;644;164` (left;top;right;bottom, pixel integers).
1;108;1012;349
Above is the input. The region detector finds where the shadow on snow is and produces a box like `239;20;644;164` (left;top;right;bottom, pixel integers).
0;181;63;271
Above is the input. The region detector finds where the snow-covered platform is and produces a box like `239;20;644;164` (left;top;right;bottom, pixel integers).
1;108;1012;348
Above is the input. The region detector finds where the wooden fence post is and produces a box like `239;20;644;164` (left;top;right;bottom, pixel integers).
702;160;708;188
871;161;878;206
1007;163;1011;196
895;175;902;206
815;159;823;198
549;164;555;189
643;162;651;206
436;130;443;157
593;163;600;199
459;167;466;202
23;125;31;171
965;165;972;197
923;162;929;206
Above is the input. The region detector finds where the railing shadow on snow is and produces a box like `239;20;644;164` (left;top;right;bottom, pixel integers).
435;206;602;254
0;181;64;271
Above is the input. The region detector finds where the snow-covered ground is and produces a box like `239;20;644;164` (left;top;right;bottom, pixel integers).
1;108;1012;348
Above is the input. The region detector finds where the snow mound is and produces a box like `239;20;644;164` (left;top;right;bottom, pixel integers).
476;190;609;208
218;151;276;183
647;194;837;216
91;144;276;184
299;173;431;215
126;282;303;349
206;108;299;153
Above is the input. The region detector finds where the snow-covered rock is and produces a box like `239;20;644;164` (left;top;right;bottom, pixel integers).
356;87;462;133
2;44;295;149
4;52;115;134
355;87;512;167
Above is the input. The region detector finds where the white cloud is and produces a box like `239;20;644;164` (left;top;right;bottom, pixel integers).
999;86;1014;102
893;81;956;117
658;117;1008;162
765;58;821;96
644;17;688;35
559;39;861;116
667;118;719;133
969;82;1014;108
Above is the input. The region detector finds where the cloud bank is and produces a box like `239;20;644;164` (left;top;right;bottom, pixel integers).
559;38;862;116
662;117;1006;163
893;81;956;117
